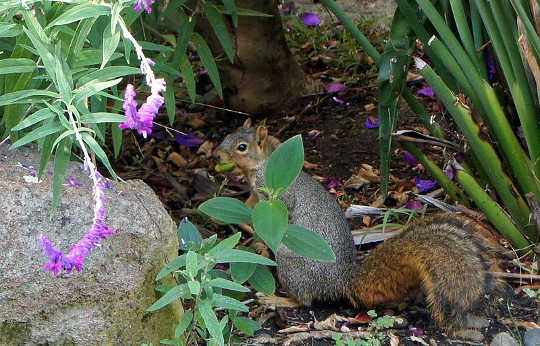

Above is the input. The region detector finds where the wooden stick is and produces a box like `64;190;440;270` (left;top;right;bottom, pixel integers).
491;271;540;280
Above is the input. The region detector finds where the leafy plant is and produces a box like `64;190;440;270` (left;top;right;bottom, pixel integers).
149;219;270;345
332;310;393;346
199;134;336;261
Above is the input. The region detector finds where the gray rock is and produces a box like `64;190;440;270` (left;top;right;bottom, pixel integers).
525;328;540;346
0;144;182;345
491;332;520;346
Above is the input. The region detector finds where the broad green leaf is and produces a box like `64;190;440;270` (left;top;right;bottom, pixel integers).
46;4;110;28
12;108;54;131
0;23;22;37
164;76;176;125
192;33;222;98
68;18;97;64
80;112;126;123
204;4;234;63
38;133;57;179
233;317;261;336
51;136;73;217
213;294;248;312
101;23;121;69
110;1;123;34
188;280;200;295
22;14;57;81
211;249;276;266
156;254;187;281
253;200;288;253
178;219;202;251
74;78;122;104
0;90;59;107
222;0;238;27
230;261;256;283
147;284;190;312
74;49;122;67
186;251;197;278
199;298;224;345
208;278;250;292
10;120;62;150
172;19;195;67
76;66;140;87
207;232;241;256
80;132;119;179
198;197;253;224
54;43;72;103
179;55;196;103
0;58;36;74
175;310;193;339
283;224;336;262
247;264;275;295
265;135;304;194
139;41;175;52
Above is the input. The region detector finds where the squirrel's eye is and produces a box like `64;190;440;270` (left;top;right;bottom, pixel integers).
237;143;247;152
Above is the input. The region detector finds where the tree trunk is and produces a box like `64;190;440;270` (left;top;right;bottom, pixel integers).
195;0;306;115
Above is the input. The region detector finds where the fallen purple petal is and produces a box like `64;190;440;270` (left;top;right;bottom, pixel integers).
332;96;350;106
67;178;83;187
406;200;424;210
175;133;205;147
445;167;454;180
417;87;435;98
402;151;419;165
300;12;321;26
364;117;379;129
326;83;347;93
415;177;437;193
410;327;424;337
326;176;342;189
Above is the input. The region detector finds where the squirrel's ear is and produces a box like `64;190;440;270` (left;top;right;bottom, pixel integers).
242;118;252;129
255;125;268;151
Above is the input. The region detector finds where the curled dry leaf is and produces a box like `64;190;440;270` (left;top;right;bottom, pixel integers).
167;151;187;168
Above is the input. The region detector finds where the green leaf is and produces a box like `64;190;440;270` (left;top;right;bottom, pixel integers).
175;310;194;339
178;219;202;251
110;1;123;34
211;249;276;266
207;232;241;256
38;133;57;179
283;224;336;262
209;278;250;292
179;55;196;103
12;108;55;131
156;254;187;281
230;261;256;283
215;5;273;17
0;90;59;107
74;78;122;104
247;264;275;295
68;18;97;64
198;197;253;224
172;18;195;67
10;120;62;150
199;298;224;345
80;132;119;179
0;58;36;74
73;49;123;67
80;112;126;123
264;135;304;194
204;4;234;63
51;136;73;217
46;4;110;28
221;0;238;27
213;294;248;312
101;22;121;69
147;284;190;312
186;251;198;279
188;280;200;295
164;76;176;125
192;33;223;98
76;66;141;87
252;200;288;253
233;317;261;336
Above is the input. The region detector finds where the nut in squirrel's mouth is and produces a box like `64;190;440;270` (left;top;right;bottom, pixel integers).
214;162;235;173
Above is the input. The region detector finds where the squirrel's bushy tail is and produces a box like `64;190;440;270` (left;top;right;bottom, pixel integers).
346;214;501;331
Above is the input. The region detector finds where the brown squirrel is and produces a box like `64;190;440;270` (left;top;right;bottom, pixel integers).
213;120;501;334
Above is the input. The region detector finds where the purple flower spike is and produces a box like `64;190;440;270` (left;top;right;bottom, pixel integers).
326;83;347;93
300;12;321;26
415;176;437;193
364;117;379;129
406;200;424;210
119;81;166;138
417;87;435;98
175;133;205;147
402;151;419;165
134;0;155;14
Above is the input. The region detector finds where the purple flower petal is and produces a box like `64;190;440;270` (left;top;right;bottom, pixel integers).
417;87;435;98
402;151;419;165
67;178;83;187
332;96;350;106
119;82;166;138
364;117;379;129
326;176;342;189
300;12;321;26
445;167;455;180
175;133;205;147
453;152;465;163
486;50;496;81
133;0;155;14
326;83;347;93
406;200;424;210
415;176;437;193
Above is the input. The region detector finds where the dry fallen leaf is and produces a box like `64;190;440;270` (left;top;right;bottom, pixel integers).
197;140;214;158
167;152;187;168
257;295;299;308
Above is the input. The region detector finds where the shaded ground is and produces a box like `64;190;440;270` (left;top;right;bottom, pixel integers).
108;14;538;346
